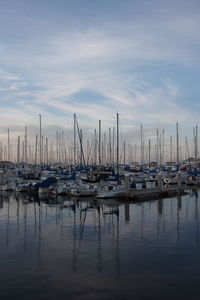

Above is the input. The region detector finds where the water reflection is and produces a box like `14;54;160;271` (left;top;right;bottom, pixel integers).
1;192;200;254
194;190;199;244
1;191;200;299
124;202;130;223
6;195;10;246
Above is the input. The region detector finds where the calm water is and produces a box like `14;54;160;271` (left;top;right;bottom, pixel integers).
0;190;200;300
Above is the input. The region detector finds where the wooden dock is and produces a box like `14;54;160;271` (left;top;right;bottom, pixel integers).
120;185;192;201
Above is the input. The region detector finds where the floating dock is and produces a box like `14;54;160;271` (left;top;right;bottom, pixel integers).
120;185;192;201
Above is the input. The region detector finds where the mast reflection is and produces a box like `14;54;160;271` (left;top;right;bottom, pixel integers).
124;203;130;223
6;197;10;246
177;195;181;243
194;189;199;244
97;203;102;273
1;190;200;280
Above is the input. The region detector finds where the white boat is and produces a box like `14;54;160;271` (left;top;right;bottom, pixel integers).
96;184;125;199
145;179;156;189
51;182;77;195
71;183;97;197
163;172;187;185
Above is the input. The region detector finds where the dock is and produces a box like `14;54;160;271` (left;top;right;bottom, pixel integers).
120;185;193;201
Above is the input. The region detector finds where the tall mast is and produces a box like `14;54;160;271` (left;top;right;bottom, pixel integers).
74;113;76;166
140;125;143;165
42;135;44;165
159;133;162;167
99;120;101;166
46;138;48;166
94;129;97;166
80;129;83;166
194;126;198;168
170;136;172;162
56;131;58;162
17;136;20;165
134;144;137;162
116;113;119;181
64;147;67;165
112;127;115;167
75;115;87;170
39;114;42;165
156;129;159;166
61;130;64;163
128;143;130;164
7;129;10;161
86;140;89;166
148;139;151;168
109;128;111;166
22;141;24;162
162;128;164;166
35;134;38;166
103;132;106;165
185;136;190;163
25;126;27;164
176;122;179;168
123;141;126;167
58;132;61;163
196;125;198;168
3;145;6;161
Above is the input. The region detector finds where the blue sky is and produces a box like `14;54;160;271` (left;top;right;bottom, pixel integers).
0;0;200;144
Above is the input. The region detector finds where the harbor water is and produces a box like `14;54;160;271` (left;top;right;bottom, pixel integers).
0;191;200;299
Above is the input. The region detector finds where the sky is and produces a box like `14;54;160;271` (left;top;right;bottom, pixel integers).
0;0;200;145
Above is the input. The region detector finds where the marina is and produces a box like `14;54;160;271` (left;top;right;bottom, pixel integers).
0;160;197;201
1;0;200;298
1;114;200;202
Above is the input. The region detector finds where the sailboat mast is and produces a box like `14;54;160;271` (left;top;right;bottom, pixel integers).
74;113;76;166
162;129;164;166
39;114;42;165
140;125;143;166
196;125;198;168
46;138;48;166
25;126;27;164
148;139;151;168
99;120;101;166
7;129;10;161
94;129;97;166
35;134;38;166
17;136;20;165
176;122;179;168
123;141;126;167
170;136;172;162
116;113;119;181
109;128;111;166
